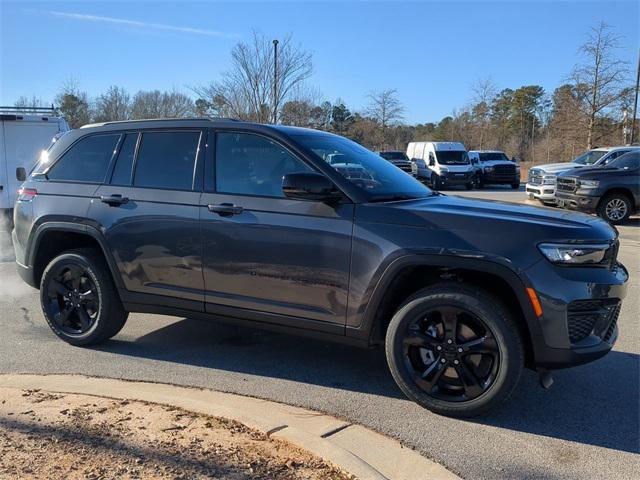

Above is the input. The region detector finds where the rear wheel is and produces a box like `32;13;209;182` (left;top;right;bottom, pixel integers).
40;248;128;346
597;193;632;225
385;284;524;417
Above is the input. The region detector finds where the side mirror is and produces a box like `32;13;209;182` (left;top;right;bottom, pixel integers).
16;167;27;182
282;172;342;203
428;159;435;167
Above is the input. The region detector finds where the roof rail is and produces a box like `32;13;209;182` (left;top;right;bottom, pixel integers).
0;105;58;115
96;117;240;127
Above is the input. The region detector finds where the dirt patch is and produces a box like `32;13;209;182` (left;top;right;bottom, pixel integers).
0;388;354;480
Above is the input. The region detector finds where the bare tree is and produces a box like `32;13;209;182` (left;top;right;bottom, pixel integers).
365;89;405;147
55;79;91;128
194;31;312;123
93;86;131;122
14;95;47;109
470;77;497;149
131;90;195;119
571;22;630;148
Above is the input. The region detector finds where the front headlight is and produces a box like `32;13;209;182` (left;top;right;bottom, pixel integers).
542;175;556;185
484;166;494;172
440;167;449;173
579;179;600;189
538;243;609;264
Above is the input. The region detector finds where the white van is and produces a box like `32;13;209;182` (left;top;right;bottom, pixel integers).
406;141;475;189
0;108;69;210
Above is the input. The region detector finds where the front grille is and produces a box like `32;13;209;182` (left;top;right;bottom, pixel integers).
567;299;621;343
556;177;578;193
494;164;515;175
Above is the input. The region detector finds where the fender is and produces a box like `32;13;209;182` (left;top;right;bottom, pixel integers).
347;253;546;361
26;220;125;291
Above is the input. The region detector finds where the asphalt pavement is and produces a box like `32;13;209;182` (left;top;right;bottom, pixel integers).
1;187;638;479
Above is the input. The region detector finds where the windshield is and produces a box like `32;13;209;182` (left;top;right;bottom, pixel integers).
293;133;432;201
479;152;509;162
572;150;607;165
379;151;409;161
436;150;470;165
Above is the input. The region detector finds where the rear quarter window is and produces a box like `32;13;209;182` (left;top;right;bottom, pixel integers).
46;134;120;183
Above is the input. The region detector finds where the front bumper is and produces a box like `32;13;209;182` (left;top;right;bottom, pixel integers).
524;258;628;369
526;183;556;201
554;191;600;213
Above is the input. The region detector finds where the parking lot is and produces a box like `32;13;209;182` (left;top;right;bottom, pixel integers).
0;188;638;480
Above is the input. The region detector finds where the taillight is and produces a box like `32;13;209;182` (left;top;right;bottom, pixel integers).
17;187;37;202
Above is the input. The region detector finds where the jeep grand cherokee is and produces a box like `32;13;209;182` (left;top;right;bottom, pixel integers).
12;119;628;417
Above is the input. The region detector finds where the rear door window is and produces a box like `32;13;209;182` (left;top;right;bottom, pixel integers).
110;133;138;185
133;131;201;190
47;134;120;183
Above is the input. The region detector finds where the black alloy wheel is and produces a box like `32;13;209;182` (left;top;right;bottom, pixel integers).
44;263;99;335
385;285;523;417
402;305;499;402
40;249;128;346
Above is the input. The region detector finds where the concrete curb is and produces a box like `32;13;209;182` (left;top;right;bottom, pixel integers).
0;374;459;480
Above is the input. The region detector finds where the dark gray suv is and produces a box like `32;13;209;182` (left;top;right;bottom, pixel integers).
12;119;628;417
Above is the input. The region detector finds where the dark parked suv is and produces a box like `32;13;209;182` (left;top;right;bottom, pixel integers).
555;151;639;225
12;119;628;417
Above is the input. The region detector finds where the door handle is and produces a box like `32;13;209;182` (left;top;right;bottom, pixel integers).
100;194;129;206
207;203;243;217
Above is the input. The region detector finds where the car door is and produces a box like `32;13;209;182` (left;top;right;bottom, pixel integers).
200;130;354;333
89;129;205;310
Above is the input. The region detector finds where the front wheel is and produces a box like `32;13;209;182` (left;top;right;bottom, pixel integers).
385;284;524;417
511;182;520;190
597;193;632;225
40;248;128;346
465;182;474;190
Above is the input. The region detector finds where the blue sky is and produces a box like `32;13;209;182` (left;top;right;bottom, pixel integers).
1;1;638;123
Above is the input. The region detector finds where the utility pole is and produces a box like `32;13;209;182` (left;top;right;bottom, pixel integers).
631;49;639;144
273;39;279;125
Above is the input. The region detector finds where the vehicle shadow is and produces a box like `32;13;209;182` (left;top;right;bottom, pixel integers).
97;316;639;454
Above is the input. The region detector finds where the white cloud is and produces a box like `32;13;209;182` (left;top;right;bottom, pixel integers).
40;10;238;38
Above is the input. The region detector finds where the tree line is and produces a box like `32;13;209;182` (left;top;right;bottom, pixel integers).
14;22;636;164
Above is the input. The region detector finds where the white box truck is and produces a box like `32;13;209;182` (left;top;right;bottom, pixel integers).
406;141;475;190
0;107;69;211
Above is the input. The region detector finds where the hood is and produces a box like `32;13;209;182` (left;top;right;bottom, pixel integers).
390;159;411;166
357;194;616;268
531;162;586;174
481;160;516;168
559;166;622;179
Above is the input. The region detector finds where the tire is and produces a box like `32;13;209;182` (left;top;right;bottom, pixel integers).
511;182;520;190
597;193;632;225
40;248;128;346
385;284;524;417
465;182;474;190
476;177;484;189
433;175;444;190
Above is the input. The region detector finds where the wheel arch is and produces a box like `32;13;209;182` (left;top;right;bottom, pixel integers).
597;188;636;209
27;222;122;290
354;254;543;367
